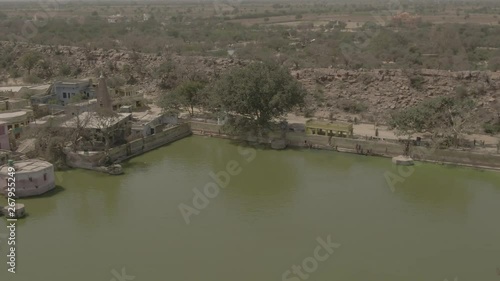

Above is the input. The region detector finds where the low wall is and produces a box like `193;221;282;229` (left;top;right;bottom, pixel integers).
189;121;500;170
66;120;500;172
65;123;192;169
65;150;106;170
111;123;191;162
189;121;224;134
413;146;500;169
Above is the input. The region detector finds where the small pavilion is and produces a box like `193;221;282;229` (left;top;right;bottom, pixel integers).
305;120;353;138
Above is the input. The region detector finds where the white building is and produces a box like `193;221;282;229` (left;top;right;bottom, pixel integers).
52;79;96;105
0;159;55;198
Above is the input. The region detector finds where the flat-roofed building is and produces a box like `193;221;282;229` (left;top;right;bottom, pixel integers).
305;119;353;138
109;86;144;111
52;79;96;105
60;112;132;148
0;159;55;198
0;110;34;139
0;122;10;150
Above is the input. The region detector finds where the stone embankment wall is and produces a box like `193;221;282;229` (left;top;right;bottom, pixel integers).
110;123;191;162
191;121;500;170
64;150;103;170
190;121;223;134
65;123;191;169
64;120;500;171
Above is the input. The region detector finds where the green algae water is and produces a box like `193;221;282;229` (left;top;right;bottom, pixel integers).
1;136;499;281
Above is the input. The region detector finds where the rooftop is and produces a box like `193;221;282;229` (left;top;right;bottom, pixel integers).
0;110;30;119
0;159;53;175
0;86;23;92
29;84;51;91
61;112;131;129
0;84;51;94
54;79;92;86
70;99;98;107
132;110;163;124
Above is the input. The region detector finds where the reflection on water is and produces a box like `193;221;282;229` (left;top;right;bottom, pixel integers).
0;136;499;281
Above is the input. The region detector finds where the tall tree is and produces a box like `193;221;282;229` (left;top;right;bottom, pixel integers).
159;80;206;117
19;51;41;75
206;61;306;135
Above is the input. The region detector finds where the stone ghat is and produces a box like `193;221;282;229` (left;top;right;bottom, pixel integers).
1;204;26;219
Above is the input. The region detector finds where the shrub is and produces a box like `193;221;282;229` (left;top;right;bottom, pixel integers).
483;122;500;134
303;107;315;118
409;75;425;90
23;74;42;84
8;68;21;78
338;99;367;114
455;85;468;98
59;64;71;76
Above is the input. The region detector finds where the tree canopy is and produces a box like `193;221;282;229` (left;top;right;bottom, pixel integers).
19;51;41;75
389;95;476;146
159;80;206;116
205;61;306;135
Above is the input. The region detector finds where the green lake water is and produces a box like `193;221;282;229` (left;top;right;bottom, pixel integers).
1;135;499;281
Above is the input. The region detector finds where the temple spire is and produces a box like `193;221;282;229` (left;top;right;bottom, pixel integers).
96;73;112;111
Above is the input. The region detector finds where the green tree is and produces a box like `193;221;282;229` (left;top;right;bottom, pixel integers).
59;64;72;76
389;95;476;147
159;80;206;117
19;52;41;75
206;61;306;135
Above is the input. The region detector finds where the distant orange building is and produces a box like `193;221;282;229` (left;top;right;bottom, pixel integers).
392;12;422;27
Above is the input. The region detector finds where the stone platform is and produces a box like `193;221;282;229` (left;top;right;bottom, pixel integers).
392;155;414;166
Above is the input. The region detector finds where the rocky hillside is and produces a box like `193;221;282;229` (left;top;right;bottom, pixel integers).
1;41;499;130
297;68;499;125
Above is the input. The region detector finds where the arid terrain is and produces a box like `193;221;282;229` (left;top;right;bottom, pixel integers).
0;0;499;137
1;41;498;131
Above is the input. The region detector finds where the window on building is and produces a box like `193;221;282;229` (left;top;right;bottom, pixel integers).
44;173;47;181
29;177;32;182
7;125;12;130
63;92;67;99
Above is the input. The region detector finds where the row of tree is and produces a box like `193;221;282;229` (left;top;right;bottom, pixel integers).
4;7;500;71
